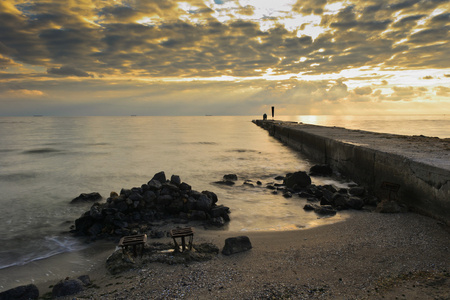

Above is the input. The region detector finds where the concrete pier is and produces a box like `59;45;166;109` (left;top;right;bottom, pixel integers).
253;120;450;225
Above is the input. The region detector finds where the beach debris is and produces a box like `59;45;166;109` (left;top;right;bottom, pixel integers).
52;276;90;298
0;283;39;300
71;171;230;239
70;192;102;204
222;236;252;256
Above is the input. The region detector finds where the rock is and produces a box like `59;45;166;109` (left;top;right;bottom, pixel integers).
210;205;230;218
148;179;162;190
0;284;39;300
106;250;136;275
52;279;84;298
190;210;207;220
152;171;167;183
283;171;311;188
348;197;364;210
274;175;285;180
314;205;337;216
283;191;292;198
196;194;212;211
303;203;317;211
179;182;192;191
222;236;252;256
170;174;181;186
209;216;225;227
309;164;333;176
74;214;94;235
77;275;91;286
223;174;238;181
70;192;102;204
202;190;218;204
349;186;365;196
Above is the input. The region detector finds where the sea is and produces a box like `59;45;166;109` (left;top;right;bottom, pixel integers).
0;114;448;290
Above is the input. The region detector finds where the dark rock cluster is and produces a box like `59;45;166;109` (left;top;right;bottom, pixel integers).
71;171;230;239
221;165;380;217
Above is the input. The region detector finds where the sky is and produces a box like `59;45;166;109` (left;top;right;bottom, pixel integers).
0;0;449;116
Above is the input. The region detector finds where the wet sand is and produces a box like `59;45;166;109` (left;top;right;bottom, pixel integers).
42;210;450;299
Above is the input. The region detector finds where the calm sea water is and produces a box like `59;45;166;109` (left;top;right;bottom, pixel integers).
0;114;448;284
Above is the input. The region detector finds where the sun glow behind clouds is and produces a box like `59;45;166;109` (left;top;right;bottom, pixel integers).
0;0;449;116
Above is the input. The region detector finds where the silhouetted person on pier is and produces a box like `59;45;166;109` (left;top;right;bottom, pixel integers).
263;113;267;120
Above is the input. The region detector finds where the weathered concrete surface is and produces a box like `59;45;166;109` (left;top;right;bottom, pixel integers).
253;120;450;225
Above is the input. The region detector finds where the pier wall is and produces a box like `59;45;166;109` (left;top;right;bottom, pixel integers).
253;120;450;225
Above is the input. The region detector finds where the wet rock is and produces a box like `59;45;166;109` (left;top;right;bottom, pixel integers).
202;190;218;204
283;171;311;188
314;205;337;216
283;191;292;198
70;192;102;204
309;164;333;176
223;174;238;181
303;204;316;211
52;278;84;298
274;175;285;180
214;180;235;186
0;284;39;300
222;236;252;256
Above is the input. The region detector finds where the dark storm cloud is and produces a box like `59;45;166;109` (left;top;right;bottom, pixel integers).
47;66;92;77
0;0;449;79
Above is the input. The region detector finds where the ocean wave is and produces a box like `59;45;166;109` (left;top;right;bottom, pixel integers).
0;236;87;270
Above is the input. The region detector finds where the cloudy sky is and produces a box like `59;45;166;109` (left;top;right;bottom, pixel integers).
0;0;449;116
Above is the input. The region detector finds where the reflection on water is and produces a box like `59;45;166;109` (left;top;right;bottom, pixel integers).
0;116;353;272
282;114;450;138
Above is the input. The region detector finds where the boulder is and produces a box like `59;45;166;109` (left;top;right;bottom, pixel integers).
170;175;181;186
52;279;84;298
151;171;167;183
70;192;102;204
202;190;218;204
223;174;238;181
348;197;364;210
283;171;311;188
0;284;39;300
196;194;213;211
309;164;333;176
222;236;252;256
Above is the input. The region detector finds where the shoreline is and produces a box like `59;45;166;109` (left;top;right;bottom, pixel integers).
8;210;448;299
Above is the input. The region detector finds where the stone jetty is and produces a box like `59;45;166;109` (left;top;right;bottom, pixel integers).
253;119;450;225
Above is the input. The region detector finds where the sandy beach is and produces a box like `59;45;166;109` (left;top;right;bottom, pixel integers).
33;209;449;300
